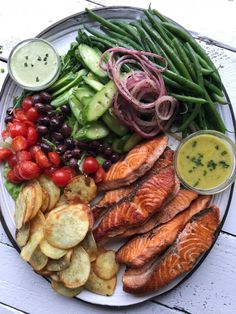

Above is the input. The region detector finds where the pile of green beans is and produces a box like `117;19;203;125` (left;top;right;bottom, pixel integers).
78;7;226;135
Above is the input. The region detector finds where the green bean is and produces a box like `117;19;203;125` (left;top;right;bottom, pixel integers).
163;76;184;91
152;9;170;23
141;19;191;79
198;108;208;129
211;93;228;105
172;38;196;81
169;93;208;104
130;22;152;54
202;68;215;76
204;79;224;97
112;21;143;46
186;43;204;87
144;10;173;47
85;8;127;36
104;30;143;50
178;104;201;131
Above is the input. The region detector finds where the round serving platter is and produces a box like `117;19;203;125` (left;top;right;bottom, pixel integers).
0;6;235;307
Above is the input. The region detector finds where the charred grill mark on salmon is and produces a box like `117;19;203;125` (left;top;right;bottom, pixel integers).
120;189;198;237
123;206;220;294
98;135;168;191
116;195;211;267
94;166;176;242
92;148;174;223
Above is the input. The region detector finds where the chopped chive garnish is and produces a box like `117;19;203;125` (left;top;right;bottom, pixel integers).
44;62;47;65
24;62;28;67
36;76;40;82
37;56;42;61
192;140;197;148
25;56;28;60
0;69;5;73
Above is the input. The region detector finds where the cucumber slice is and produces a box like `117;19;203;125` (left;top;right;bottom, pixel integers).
83;76;104;92
123;133;143;152
73;86;95;102
81;96;93;106
83;80;117;122
69;92;85;125
102;109;129;136
78;44;107;78
76;122;109;141
112;134;131;153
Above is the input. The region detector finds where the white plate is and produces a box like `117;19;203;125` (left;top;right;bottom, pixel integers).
0;6;235;307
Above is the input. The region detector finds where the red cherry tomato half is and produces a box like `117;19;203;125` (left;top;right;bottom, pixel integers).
82;157;99;174
35;149;51;168
52;168;72;187
1;130;9;140
18;161;40;180
14;108;27;122
22;96;33;111
26;127;38;146
9;122;28;138
0;147;13;161
26;107;40;123
30;145;41;160
7;169;23;184
16;150;32;162
93;166;106;183
48;151;61;167
7;154;17;168
11;136;28;151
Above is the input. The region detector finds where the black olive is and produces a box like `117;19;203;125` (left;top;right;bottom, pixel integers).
89;141;100;150
31;94;42;104
72;148;81;158
35;103;46;114
65;138;75;149
103;146;113;157
61;105;70;114
56;113;65;124
47;111;55;119
75;141;88;149
6;107;14;115
40;91;52;103
57;144;67;155
103;160;112;172
63;150;72;160
52;132;64;141
110;153;120;163
37;125;49;135
5;115;13;124
40;143;51;153
45;104;53;112
68;158;78;168
38;116;50;126
97;143;104;153
61;124;71;138
50;118;61;130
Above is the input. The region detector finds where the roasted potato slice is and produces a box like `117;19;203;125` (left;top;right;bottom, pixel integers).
85;270;117;296
15;223;30;247
38;175;60;210
29;180;43;219
44;204;90;249
35;269;52;277
40;188;50;213
56;195;67;207
51;281;83;298
20;211;45;261
40;238;67;259
81;231;98;262
29;246;48;271
50;273;61;282
59;246;90;289
46;250;73;272
64;175;97;204
94;251;119;280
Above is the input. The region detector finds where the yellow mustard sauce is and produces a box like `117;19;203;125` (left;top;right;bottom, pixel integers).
176;134;234;190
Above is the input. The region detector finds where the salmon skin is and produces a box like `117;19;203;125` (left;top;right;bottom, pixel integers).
120;189;198;237
98;135;168;192
123;206;220;294
116;195;211;267
93;165;177;242
92;148;174;223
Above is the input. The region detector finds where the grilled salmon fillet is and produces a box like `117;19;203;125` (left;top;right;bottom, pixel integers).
94;165;177;242
98;135;168;191
92;148;174;223
120;189;198;237
116;195;211;267
123;206;220;294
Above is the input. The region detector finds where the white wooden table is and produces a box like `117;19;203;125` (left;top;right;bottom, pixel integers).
0;1;236;313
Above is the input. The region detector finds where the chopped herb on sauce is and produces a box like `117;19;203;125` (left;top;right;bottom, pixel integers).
193;179;200;187
207;160;217;171
219;160;229;168
221;151;227;156
37;56;42;61
0;68;5;73
203;170;207;176
215;145;219;150
24;62;28;67
192;140;197;147
36;76;40;82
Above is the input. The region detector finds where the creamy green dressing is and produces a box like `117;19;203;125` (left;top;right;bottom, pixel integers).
176;134;234;190
10;40;59;89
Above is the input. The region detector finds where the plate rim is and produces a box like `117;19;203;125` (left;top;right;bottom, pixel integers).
0;5;235;308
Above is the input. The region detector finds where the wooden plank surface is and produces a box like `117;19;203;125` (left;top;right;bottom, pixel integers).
0;0;236;313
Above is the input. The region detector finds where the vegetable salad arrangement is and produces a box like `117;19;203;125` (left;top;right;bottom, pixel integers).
0;7;229;298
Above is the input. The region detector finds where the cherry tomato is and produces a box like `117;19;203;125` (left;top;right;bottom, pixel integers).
0;147;13;161
26;127;38;146
7;154;17;168
35;149;51;168
7;169;23;184
11;136;28;151
13;165;23;180
1;130;9;140
16;150;32;162
18;161;40;180
26;107;40;122
30;145;41;160
82;157;99;174
44;166;57;178
62;166;76;179
93;166;106;183
52;168;72;187
9;122;28;138
48;151;61;167
14;108;27;122
22;96;33;111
